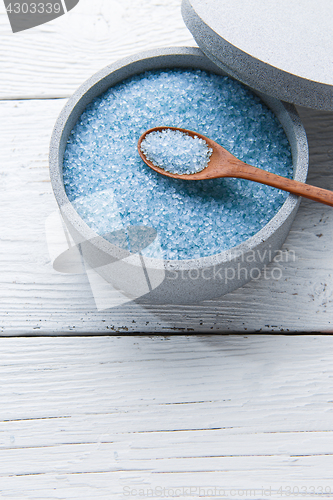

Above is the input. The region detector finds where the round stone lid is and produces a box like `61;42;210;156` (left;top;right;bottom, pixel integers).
182;0;333;110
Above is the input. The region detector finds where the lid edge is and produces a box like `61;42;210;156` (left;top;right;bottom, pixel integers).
182;0;333;111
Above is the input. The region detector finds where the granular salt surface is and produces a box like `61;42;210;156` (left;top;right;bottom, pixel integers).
140;128;213;174
63;69;293;260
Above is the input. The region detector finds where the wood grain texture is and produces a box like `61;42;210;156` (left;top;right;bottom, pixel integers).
0;335;333;499
0;0;195;99
1;100;333;334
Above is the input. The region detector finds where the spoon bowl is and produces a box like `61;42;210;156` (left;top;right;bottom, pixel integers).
138;126;333;207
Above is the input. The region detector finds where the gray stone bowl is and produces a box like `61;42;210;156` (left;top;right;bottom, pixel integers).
49;47;308;305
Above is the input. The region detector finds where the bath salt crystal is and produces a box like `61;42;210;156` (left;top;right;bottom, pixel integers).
140;129;213;174
63;69;293;260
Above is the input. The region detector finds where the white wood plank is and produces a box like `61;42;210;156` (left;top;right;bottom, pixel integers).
1;100;333;333
0;0;195;99
0;335;333;498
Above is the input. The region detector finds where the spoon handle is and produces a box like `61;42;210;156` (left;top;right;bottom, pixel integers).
232;163;333;207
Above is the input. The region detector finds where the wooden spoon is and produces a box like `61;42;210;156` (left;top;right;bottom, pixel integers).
138;126;333;207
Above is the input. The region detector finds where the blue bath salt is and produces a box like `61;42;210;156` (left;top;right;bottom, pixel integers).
140;128;213;174
63;69;293;260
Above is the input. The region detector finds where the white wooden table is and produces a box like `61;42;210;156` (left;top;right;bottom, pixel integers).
1;1;333;498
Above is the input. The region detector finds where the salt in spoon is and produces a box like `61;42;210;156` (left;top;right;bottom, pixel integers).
138;126;333;207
